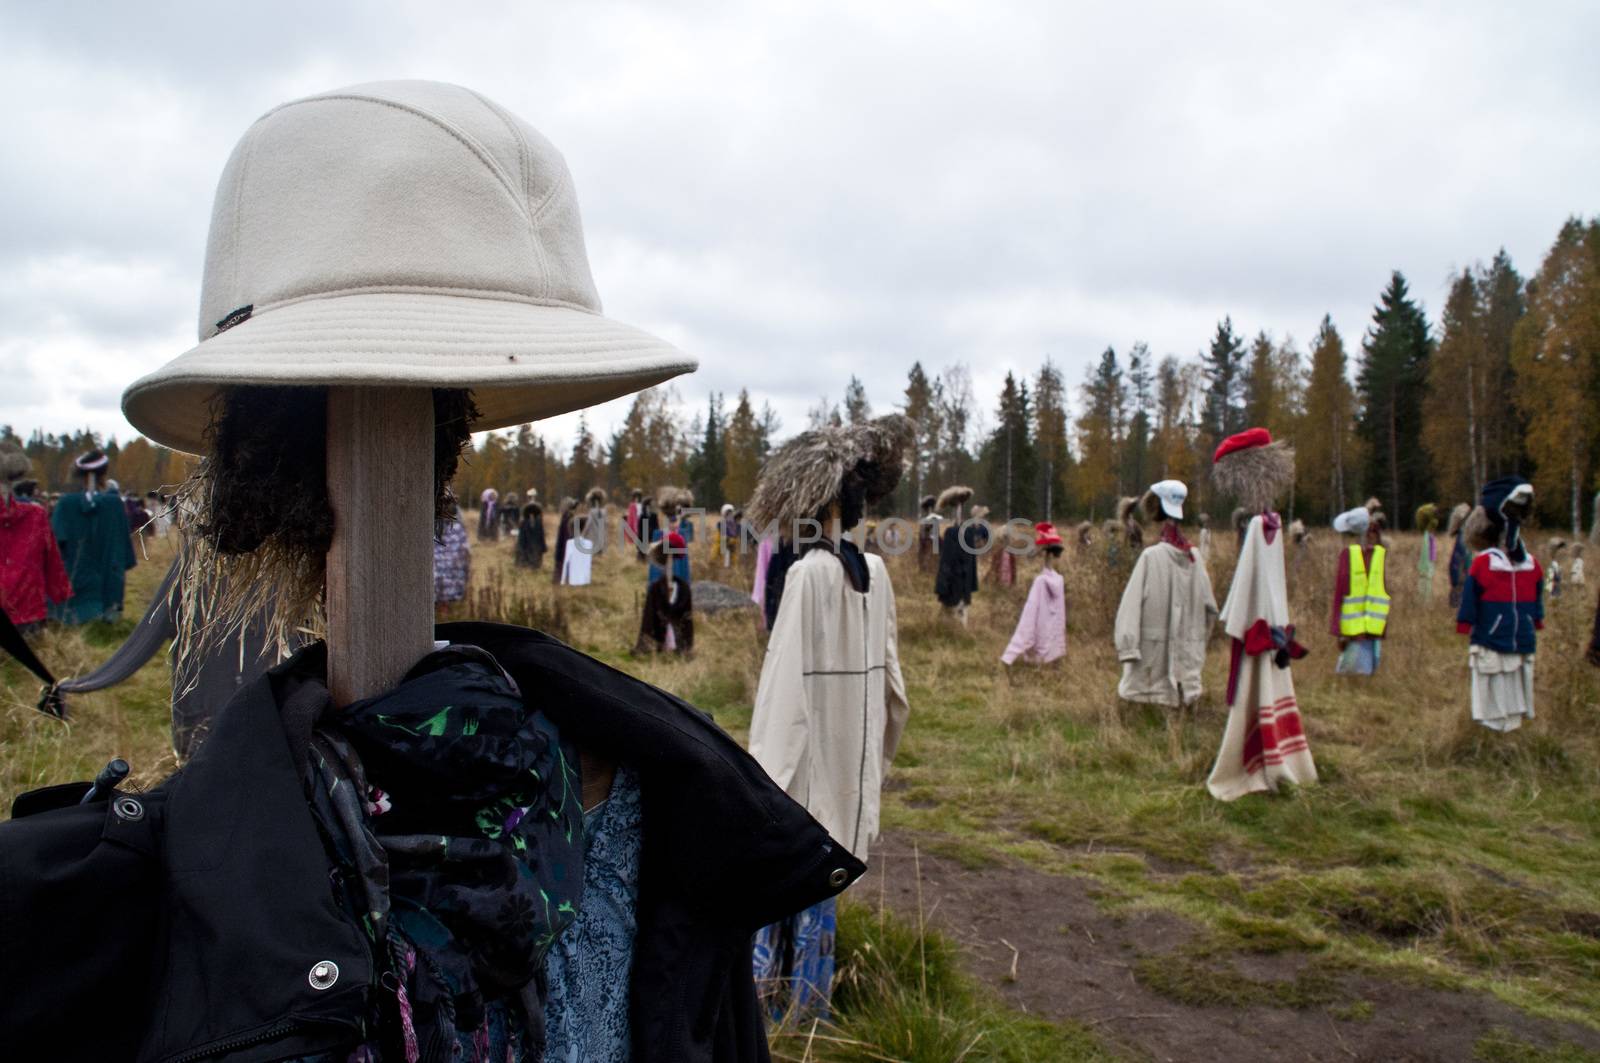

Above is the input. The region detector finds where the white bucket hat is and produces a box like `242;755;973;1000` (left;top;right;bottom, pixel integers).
123;80;696;455
1333;506;1371;535
1149;479;1186;520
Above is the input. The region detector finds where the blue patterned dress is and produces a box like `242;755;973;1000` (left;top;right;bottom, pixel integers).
543;763;644;1061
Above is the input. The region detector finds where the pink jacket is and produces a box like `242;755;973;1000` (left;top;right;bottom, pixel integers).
1001;568;1066;665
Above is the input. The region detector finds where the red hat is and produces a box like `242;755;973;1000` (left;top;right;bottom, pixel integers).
1213;426;1272;464
666;531;686;550
1034;522;1063;548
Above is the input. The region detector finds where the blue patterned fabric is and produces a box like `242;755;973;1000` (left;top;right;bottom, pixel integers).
1336;638;1382;676
543;763;643;1062
752;896;838;1023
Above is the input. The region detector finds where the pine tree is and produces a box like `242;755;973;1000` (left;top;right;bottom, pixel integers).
1298;315;1359;522
1152;355;1201;495
568;414;599;496
1243;330;1279;430
1479;250;1528;480
687;393;726;508
843;376;871;425
1033;359;1073;519
1201;317;1247;445
1357;272;1434;525
1123;342;1153;492
1074;347;1124;516
902;362;938;513
982;372;1039;517
721;389;762;504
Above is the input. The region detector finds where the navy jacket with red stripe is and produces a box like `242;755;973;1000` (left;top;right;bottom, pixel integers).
1456;548;1544;654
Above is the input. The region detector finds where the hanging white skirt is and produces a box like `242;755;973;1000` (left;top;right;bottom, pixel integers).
1469;646;1534;732
562;538;594;586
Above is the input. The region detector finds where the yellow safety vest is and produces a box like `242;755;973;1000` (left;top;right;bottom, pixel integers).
1339;545;1390;637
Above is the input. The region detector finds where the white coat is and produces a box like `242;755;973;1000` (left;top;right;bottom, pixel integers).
1114;542;1218;706
749;547;910;863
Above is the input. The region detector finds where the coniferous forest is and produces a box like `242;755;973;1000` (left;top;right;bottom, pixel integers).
7;216;1599;532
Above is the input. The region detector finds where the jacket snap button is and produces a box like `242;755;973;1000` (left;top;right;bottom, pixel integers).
308;960;340;990
113;797;144;822
828;868;849;888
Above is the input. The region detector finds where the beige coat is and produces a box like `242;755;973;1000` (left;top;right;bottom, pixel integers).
749;548;910;863
1115;542;1218;706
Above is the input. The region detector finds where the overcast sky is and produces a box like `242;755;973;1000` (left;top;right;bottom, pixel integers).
2;0;1596;456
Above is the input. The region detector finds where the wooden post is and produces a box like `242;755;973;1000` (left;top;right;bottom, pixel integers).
325;387;437;707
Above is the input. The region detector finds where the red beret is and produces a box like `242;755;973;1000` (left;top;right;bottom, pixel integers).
666;531;686;550
1213;427;1273;464
1034;522;1063;548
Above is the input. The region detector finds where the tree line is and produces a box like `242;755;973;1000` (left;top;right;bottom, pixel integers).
8;216;1597;530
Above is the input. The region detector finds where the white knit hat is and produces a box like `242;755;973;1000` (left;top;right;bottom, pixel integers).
1332;506;1370;535
122;80;696;455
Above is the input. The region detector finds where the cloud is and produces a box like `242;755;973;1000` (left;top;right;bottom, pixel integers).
1;0;1597;455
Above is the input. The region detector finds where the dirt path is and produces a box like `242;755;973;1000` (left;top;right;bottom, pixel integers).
860;832;1600;1062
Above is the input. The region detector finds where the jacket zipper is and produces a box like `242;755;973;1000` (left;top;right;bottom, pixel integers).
167;1020;302;1063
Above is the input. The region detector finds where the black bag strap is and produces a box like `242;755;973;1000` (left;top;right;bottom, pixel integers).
0;609;64;718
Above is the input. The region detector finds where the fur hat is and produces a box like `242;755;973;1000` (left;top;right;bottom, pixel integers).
522;500;542;518
936;485;973;511
502;491;520;508
587;486;607;508
919;494;937;512
1364;496;1383;513
0;441;29;483
1100;518;1120;539
1076;520;1094;545
1549;538;1568;555
656;485;688;514
1445;502;1471;537
1415;502;1439;533
746;415;912;532
560;495;578;513
74;448;110;474
1117;496;1142;525
1290;518;1307;544
1211;428;1294;513
969;504;991;524
630;487;643;500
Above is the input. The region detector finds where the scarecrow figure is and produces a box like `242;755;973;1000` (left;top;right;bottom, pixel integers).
715;502;737;567
1571;542;1586;588
1000;522;1067;669
1329;505;1389;676
1457;477;1544;732
1205;428;1316;801
934;485;981;625
916;493;940;571
649;487;694;586
1;441;71;633
0;80;860;1062
1415;502;1440;600
634;493;657;563
624;487;643;550
551;495;577;585
1114;480;1217;708
50;449;137;624
433;499;472;616
747;415;913;1021
514;498;546;569
478;486;500;541
1548;539;1566;599
634;531;693;655
498;490;521;536
583;486;607;555
1196;511;1213;566
1075;520;1095;553
1445;502;1473;608
987;518;1022;588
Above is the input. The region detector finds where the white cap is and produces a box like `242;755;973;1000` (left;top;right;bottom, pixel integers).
1333;507;1371;535
1150;479;1186;520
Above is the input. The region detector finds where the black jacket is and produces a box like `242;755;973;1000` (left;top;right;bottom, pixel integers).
934;523;982;606
0;622;863;1062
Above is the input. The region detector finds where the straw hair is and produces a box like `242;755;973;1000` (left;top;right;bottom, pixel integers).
1212;440;1295;512
936;485;973;511
587;486;607;508
1463;505;1498;552
746;416;913;532
0;441;29;482
1445;502;1472;537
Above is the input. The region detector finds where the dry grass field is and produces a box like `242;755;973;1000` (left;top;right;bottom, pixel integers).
4;517;1599;1062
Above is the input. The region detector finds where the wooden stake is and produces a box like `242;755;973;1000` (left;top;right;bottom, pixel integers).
325;387;436;707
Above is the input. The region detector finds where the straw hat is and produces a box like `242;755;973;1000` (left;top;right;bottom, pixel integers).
122;80;696;455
